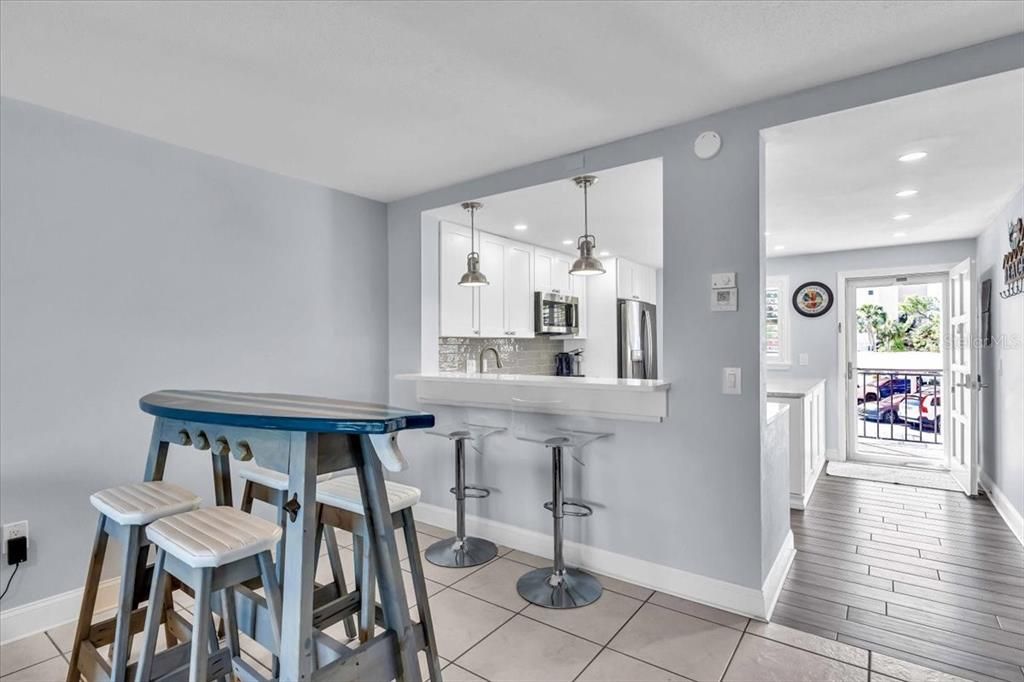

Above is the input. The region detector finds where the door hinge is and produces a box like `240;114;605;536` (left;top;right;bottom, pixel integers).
847;361;853;380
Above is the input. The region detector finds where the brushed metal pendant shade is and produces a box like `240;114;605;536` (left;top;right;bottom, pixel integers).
570;175;605;276
458;201;489;287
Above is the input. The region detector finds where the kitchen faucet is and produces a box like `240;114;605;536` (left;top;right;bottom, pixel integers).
479;347;503;373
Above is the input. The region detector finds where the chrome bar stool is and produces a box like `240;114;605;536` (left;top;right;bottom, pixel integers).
424;422;505;567
68;482;201;682
135;506;283;682
315;475;443;681
512;399;610;609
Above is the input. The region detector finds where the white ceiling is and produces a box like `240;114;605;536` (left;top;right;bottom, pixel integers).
764;69;1024;258
428;158;663;268
2;2;1021;202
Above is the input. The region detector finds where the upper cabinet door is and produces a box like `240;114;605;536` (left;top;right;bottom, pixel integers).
639;266;658;304
505;241;535;337
439;222;478;337
551;254;572;294
616;258;637;300
534;250;553;293
477;233;506;337
571;276;588;339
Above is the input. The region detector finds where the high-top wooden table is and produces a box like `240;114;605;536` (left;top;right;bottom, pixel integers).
139;390;437;682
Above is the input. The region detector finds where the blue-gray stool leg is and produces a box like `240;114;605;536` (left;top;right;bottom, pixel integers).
402;508;444;682
189;569;213;682
67;516;109;682
356;436;422;682
110;525;143;682
134;549;167;682
516;445;602;609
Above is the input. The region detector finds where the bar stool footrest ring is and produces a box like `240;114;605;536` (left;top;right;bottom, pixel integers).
543;500;593;517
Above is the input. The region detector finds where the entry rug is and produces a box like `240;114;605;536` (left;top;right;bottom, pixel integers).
826;461;962;492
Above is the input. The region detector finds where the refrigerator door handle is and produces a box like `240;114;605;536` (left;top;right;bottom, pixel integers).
641;308;653;379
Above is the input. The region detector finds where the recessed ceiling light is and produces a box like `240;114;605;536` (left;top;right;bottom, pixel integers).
513;223;528;231
893;231;907;238
599;251;610;257
895;189;918;198
893;213;912;221
898;151;927;162
562;239;574;245
774;245;786;251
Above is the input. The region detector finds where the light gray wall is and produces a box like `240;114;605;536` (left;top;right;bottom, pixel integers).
767;239;976;453
976;186;1024;520
0;97;388;608
387;35;1024;591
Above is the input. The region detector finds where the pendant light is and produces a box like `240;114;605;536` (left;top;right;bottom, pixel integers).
569;175;606;276
458;201;489;287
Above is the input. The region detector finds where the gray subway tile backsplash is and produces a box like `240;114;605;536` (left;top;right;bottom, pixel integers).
439;336;562;375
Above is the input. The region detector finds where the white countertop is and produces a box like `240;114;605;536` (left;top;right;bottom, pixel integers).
767;377;826;398
397;373;671;392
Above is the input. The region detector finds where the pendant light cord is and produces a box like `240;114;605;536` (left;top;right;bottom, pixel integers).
583;181;589;241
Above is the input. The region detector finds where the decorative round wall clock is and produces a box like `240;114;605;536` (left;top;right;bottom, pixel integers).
793;281;834;317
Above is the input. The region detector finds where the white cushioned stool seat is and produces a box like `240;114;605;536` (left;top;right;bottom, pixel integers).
146;506;282;568
240;465;339;491
90;482;201;526
317;476;420;514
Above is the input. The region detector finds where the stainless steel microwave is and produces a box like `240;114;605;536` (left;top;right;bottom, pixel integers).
535;291;579;335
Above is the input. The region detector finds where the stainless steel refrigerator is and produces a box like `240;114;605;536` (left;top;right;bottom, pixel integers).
618;299;657;380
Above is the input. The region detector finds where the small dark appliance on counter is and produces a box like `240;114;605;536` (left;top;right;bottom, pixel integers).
555;348;584;377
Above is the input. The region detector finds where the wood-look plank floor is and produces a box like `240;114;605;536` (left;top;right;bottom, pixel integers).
776;474;1024;682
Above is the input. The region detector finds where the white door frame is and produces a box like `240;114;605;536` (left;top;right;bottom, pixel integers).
835;263;957;464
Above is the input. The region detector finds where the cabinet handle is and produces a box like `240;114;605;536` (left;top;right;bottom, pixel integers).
552;288;560;293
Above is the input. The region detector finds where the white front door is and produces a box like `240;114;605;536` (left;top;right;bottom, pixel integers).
948;257;979;495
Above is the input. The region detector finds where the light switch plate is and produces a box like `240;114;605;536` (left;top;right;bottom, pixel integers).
722;367;741;395
711;272;736;289
799;353;809;366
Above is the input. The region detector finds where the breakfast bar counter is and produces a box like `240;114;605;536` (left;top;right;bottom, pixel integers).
397;373;671;422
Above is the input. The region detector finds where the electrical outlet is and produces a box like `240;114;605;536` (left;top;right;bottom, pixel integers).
3;521;29;555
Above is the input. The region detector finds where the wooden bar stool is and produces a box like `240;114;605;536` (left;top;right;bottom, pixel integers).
135;506;283;682
67;482;201;682
315;476;443;681
238;465;357;644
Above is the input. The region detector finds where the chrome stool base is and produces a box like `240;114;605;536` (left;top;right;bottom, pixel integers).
425;535;498;568
517;566;602;609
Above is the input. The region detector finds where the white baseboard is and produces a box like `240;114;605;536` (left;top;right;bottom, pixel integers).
825;448;840;462
980;472;1024;546
415;502;788;620
761;531;795;621
0;577;121;645
790;457;826;510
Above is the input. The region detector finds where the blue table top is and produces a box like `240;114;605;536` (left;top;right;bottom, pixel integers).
140;390;435;434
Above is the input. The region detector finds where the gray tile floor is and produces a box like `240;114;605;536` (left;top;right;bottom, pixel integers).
779;475;1024;682
1;518;985;681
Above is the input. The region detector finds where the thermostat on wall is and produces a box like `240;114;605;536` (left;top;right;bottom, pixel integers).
694;131;721;160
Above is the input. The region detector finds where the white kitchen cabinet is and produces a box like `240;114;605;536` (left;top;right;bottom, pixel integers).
768;378;827;510
534;250;553;292
439;221;479;337
616;257;657;304
505;241;535;336
534;248;573;295
476;232;534;338
477;232;507;337
571;275;588;339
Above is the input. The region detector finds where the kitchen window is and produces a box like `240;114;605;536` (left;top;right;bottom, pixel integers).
766;275;790;367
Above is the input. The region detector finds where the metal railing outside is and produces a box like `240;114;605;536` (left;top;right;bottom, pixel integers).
856;369;942;445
